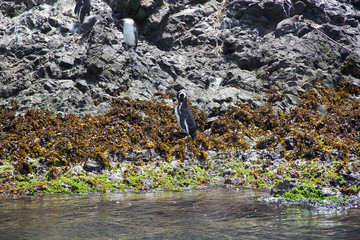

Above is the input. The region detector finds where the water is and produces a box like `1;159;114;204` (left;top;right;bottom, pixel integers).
1;187;360;239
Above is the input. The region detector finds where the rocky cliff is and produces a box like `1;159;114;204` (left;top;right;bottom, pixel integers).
1;0;359;116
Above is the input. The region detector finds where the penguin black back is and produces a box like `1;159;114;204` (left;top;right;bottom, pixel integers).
175;91;196;138
75;0;91;23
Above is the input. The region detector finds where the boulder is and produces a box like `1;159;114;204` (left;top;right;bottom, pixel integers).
271;179;301;196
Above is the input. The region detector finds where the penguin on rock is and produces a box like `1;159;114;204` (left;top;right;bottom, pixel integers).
175;91;196;138
74;0;91;23
118;18;138;48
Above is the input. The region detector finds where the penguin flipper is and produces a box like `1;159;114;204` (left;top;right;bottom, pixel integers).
182;110;196;137
79;6;87;23
74;1;81;15
134;23;138;46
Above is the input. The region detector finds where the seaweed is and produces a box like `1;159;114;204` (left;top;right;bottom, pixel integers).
0;80;359;199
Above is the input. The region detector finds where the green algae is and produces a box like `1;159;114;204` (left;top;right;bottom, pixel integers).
3;159;212;196
281;184;327;201
0;81;359;206
264;183;357;211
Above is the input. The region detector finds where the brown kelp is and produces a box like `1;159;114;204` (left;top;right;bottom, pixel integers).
0;81;359;199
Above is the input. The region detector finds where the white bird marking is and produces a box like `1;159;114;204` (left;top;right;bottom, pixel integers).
183;119;189;134
175;106;180;123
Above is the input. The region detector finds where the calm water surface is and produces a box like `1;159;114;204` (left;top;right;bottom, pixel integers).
1;187;359;239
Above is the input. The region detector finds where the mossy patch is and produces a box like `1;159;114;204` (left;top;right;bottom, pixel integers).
281;184;329;201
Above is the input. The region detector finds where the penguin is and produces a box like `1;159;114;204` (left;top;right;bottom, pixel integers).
71;15;97;35
74;0;91;23
70;15;112;35
175;91;196;138
118;18;138;48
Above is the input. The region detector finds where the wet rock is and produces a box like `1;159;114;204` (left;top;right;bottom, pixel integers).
83;159;102;173
271;179;301;196
59;56;75;69
243;149;259;165
222;35;237;55
75;80;89;93
321;187;336;197
256;138;274;150
317;104;329;116
340;163;360;183
108;149;160;163
348;164;360;181
142;6;170;36
67;165;84;176
144;177;154;190
222;169;233;177
259;0;288;22
61;182;72;190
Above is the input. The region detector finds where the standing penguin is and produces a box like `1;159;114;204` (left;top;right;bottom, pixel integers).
74;0;91;23
118;18;138;48
175;91;196;138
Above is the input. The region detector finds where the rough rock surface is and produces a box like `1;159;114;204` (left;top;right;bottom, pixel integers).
0;0;360;117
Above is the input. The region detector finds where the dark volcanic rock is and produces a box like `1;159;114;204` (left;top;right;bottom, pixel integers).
0;0;359;117
271;179;301;195
83;159;102;173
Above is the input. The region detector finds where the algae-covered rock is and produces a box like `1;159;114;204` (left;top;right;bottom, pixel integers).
1;0;360;206
271;179;300;196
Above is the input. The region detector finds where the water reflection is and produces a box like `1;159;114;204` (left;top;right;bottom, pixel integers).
1;187;359;239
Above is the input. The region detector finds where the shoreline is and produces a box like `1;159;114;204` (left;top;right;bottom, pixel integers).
1;81;359;210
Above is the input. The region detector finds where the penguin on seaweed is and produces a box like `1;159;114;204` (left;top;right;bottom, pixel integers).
174;91;196;138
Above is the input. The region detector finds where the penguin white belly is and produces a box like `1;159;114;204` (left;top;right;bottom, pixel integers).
123;24;136;47
175;103;182;124
183;119;189;134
